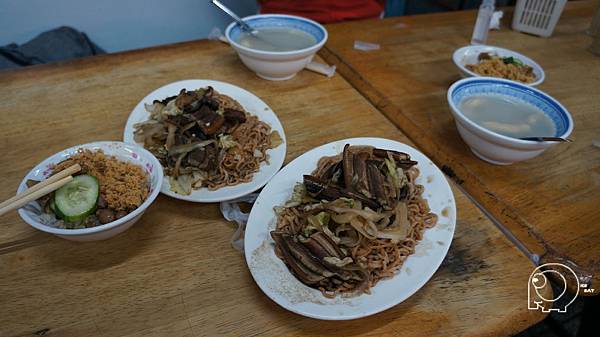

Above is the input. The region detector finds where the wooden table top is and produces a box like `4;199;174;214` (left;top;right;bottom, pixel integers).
321;0;600;292
0;41;545;336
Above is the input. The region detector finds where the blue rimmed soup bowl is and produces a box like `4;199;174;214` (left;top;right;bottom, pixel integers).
447;77;573;165
225;14;328;81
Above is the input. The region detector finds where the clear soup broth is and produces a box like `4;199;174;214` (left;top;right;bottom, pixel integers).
460;94;556;139
236;27;317;52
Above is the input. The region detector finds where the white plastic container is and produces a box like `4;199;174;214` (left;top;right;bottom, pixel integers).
471;0;495;45
512;0;567;38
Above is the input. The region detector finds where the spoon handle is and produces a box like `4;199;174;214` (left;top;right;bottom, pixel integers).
519;137;572;142
211;0;256;33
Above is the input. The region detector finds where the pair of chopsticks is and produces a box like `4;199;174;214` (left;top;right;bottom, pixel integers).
0;164;81;216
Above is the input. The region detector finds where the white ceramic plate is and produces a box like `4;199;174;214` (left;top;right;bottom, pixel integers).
245;137;456;320
452;45;545;86
123;79;287;202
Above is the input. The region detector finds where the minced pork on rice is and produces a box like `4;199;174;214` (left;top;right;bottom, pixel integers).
53;149;149;211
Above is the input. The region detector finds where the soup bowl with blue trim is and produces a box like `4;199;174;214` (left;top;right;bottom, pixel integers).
225;14;328;81
447;77;573;165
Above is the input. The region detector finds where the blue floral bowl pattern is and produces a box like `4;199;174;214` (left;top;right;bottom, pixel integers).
225;14;329;80
447;77;574;165
228;15;326;49
450;78;571;137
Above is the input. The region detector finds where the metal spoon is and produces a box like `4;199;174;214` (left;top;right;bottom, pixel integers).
211;0;258;35
519;137;572;142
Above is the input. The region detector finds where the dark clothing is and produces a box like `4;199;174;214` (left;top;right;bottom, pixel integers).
0;26;105;70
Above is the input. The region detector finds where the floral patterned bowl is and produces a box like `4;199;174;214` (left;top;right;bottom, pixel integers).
17;141;163;241
447;77;573;165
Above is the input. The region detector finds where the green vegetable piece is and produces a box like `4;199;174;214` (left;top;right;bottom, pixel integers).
54;175;99;223
502;56;524;67
315;212;330;227
385;158;400;190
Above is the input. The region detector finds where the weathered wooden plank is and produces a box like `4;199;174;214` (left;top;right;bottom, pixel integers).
321;0;600;293
0;39;545;336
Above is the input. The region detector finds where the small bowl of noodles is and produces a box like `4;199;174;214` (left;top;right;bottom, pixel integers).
453;45;544;86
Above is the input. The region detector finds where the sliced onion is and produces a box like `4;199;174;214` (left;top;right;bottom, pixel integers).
338;229;361;247
144;103;155;113
376;202;410;242
133;121;165;146
181;121;197;133
349;218;377;240
330;212;356;224
323;226;341;244
389;202;409;229
168;140;214;156
323;256;354;268
172;153;186;177
377;211;392;229
376;230;407;241
340;264;370;297
270;131;283;147
165;123;177;151
326;205;385;222
334;223;350;236
169;175;192;195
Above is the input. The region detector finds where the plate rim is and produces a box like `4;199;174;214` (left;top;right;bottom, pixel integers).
122;79;287;203
244;137;456;320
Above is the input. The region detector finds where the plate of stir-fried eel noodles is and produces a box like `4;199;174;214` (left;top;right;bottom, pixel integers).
124;79;286;202
245;138;456;320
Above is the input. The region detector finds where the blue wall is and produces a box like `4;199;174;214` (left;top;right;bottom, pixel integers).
0;0;258;52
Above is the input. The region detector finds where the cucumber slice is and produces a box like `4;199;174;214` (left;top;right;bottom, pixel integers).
54;175;99;223
49;197;57;214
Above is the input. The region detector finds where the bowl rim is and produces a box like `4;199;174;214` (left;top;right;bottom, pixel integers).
452;45;545;87
225;13;328;56
17;141;164;236
447;77;574;147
